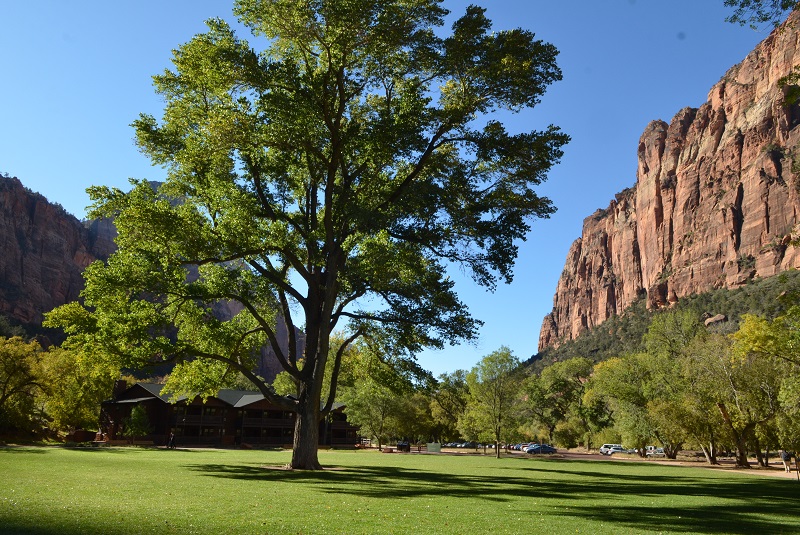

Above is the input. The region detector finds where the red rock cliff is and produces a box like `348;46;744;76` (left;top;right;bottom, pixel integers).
539;13;800;351
0;176;114;326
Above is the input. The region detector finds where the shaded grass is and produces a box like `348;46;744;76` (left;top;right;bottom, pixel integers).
1;447;798;534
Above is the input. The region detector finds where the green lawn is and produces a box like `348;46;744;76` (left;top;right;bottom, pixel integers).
1;446;797;534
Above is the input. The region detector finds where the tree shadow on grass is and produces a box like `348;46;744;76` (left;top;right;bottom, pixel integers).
0;446;48;454
185;459;800;534
0;445;205;455
548;503;794;535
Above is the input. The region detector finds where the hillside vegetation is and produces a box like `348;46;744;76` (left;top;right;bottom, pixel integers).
531;270;800;368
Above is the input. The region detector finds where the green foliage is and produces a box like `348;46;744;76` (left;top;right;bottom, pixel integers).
429;369;468;441
526;273;800;461
531;299;651;368
643;309;703;360
271;370;297;397
533;270;800;367
724;0;799;28
732;305;800;366
587;355;655;449
393;391;437;443
523;356;594;445
0;337;45;434
730;305;800;453
36;347;117;432
775;380;800;450
460;346;521;452
339;341;426;446
339;379;400;449
0;315;26;339
45;0;567;469
120;405;151;442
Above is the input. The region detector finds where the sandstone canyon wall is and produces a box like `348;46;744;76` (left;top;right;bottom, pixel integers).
0;176;115;326
539;13;800;351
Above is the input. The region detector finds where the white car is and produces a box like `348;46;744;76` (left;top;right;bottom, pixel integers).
606;445;631;455
646;447;666;457
599;443;623;455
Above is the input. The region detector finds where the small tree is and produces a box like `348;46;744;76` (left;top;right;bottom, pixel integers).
120;406;152;444
430;370;469;442
462;347;521;458
523;357;593;446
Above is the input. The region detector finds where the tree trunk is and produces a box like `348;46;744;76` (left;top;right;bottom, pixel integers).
664;446;678;460
754;437;766;467
290;397;322;470
733;436;751;468
717;402;750;468
700;443;719;465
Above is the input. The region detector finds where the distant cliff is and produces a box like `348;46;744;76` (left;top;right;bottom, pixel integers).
0;176;115;327
539;12;800;351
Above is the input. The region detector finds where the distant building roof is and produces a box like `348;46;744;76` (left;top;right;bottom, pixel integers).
108;382;346;411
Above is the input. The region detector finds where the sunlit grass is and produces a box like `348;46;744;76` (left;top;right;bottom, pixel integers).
1;446;798;534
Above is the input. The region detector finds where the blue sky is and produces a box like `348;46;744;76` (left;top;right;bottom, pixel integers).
0;1;773;376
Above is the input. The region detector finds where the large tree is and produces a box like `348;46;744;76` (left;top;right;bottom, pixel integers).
45;0;567;469
0;337;44;434
523;356;593;446
36;348;117;433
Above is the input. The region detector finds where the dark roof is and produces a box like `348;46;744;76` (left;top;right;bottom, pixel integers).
112;383;344;410
110;396;158;404
136;383;188;403
103;383;175;405
130;383;267;408
215;389;267;408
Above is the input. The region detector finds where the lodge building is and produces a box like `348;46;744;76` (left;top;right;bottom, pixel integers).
101;382;360;448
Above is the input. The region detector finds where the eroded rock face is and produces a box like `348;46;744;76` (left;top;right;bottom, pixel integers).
539;12;800;351
0;177;111;325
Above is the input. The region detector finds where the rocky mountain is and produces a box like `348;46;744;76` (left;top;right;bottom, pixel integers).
0;176;115;327
539;12;800;351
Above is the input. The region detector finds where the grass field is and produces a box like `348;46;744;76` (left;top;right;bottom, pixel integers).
1;446;798;535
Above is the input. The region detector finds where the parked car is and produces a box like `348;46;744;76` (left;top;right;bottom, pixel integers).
606;445;631;455
646;447;666;457
599;443;623;455
526;444;557;454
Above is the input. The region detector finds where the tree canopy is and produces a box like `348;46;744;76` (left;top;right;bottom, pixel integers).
45;0;567;469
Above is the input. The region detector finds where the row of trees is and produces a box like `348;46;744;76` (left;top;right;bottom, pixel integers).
589;309;800;467
339;307;799;469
